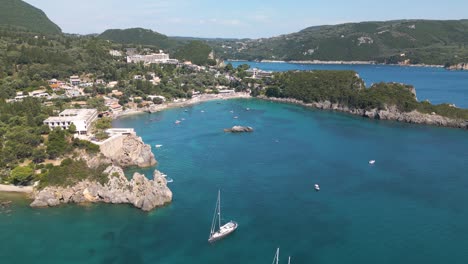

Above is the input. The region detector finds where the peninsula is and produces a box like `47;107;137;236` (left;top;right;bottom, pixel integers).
262;71;468;129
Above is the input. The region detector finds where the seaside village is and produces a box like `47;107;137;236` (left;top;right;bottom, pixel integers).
5;48;272;141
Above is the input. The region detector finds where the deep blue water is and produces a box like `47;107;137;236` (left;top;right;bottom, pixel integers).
229;61;468;108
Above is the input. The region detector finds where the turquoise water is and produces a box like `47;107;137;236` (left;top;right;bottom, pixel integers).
229;61;468;108
1;98;467;264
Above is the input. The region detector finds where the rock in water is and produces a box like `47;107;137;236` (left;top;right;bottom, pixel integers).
30;166;172;211
224;126;254;133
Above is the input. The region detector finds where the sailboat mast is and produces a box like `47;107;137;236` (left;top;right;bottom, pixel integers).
272;248;280;264
218;190;221;229
210;191;219;237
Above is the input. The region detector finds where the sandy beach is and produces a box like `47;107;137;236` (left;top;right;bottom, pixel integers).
114;92;251;119
0;184;33;194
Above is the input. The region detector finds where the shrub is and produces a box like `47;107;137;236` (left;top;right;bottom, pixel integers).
9;166;34;186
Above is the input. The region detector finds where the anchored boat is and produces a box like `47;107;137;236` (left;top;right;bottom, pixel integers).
208;190;238;243
272;248;291;264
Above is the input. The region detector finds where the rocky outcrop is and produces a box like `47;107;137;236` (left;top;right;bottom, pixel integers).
447;63;468;71
30;166;172;211
224;126;254;133
100;134;156;168
260;96;468;129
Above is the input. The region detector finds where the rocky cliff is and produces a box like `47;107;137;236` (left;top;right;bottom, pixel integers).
260;96;468;129
447;63;468;71
100;134;156;167
30;166;172;211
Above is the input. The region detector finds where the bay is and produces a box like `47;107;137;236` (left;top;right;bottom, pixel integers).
1;98;467;264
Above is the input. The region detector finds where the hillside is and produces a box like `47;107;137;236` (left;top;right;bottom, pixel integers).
0;0;61;34
99;28;178;50
99;28;216;65
209;19;468;65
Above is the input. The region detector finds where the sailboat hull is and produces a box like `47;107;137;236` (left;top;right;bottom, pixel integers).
208;221;238;243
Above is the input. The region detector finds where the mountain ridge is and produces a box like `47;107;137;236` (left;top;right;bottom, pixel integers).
208;19;468;65
0;0;61;34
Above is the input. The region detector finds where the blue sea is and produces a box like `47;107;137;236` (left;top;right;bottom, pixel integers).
229;61;468;108
1;64;468;264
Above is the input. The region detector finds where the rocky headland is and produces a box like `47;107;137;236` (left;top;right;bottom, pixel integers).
259;96;468;129
99;134;156;167
31;166;172;211
30;133;171;211
446;63;468;71
224;126;254;133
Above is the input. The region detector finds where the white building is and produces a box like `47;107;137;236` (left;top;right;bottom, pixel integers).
147;95;166;102
70;75;81;86
127;53;178;64
44;109;98;135
109;50;122;57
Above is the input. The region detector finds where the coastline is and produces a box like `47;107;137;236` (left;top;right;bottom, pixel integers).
0;184;33;194
114;92;251;119
227;59;445;68
258;96;468;130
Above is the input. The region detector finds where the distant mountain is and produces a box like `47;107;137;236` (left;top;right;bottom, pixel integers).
0;0;61;34
210;19;468;65
99;28;178;50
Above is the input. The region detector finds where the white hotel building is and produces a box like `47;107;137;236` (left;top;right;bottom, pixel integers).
44;109;98;135
127;53;178;64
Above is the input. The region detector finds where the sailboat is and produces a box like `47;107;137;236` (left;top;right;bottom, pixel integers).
272;248;291;264
272;248;280;264
208;190;238;243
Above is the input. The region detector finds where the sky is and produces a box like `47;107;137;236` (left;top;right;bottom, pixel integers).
25;0;468;38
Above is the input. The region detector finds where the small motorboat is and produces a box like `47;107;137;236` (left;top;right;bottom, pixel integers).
229;110;234;113
246;108;250;111
155;144;163;148
166;177;174;183
175;120;181;124
184;109;188;112
201;110;205;113
233;116;238;119
314;184;320;191
369;160;376;165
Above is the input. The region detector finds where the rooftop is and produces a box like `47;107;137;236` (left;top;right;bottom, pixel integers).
45;109;97;122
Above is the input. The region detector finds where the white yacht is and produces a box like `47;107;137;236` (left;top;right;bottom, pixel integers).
208;190;238;243
314;184;320;191
369;160;376;165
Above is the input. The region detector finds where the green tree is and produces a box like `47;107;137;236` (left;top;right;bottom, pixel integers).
68;123;77;134
9;166;34;186
46;128;69;159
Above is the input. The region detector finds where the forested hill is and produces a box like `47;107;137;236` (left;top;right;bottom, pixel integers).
99;28;216;65
0;0;61;34
209;19;468;65
99;28;178;50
